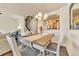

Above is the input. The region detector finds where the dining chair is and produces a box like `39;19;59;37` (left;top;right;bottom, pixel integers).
6;35;40;56
45;42;59;56
45;35;61;56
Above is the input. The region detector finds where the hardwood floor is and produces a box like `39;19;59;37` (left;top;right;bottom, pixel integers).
60;46;69;56
50;43;68;56
46;42;69;56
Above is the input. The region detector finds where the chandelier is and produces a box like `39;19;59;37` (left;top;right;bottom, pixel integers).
35;12;48;20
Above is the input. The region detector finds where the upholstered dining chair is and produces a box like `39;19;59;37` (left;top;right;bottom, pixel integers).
6;35;40;56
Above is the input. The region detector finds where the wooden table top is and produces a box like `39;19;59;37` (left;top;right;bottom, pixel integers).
20;32;53;41
20;32;54;47
0;39;11;55
32;33;53;47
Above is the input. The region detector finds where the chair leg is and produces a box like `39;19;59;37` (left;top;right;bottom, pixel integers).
45;50;49;56
37;51;41;56
57;43;60;56
43;51;45;56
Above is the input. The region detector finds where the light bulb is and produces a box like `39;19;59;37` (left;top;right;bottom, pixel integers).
43;13;48;20
35;15;38;19
38;12;42;18
18;24;22;29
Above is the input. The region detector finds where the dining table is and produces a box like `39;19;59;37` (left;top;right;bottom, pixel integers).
0;39;12;56
19;32;54;56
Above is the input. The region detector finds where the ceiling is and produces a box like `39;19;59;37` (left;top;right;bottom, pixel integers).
0;3;67;17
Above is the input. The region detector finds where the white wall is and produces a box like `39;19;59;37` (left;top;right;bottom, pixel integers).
46;4;70;43
59;4;70;42
47;4;79;56
67;4;79;56
58;4;79;56
0;14;18;33
29;18;38;34
52;4;79;56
